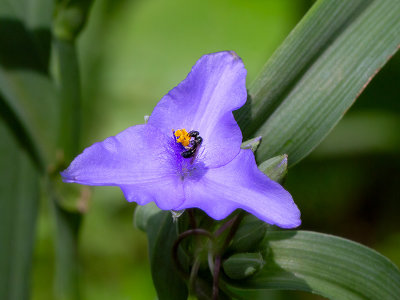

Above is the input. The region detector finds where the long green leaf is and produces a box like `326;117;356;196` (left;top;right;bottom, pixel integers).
0;0;57;169
225;230;400;299
0;0;53;72
0;70;59;169
0;118;39;300
146;211;188;300
235;0;400;166
0;5;53;300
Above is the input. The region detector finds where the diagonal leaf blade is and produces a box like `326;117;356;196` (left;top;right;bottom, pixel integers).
0;118;39;300
0;0;58;169
235;0;400;166
224;230;400;299
0;71;59;169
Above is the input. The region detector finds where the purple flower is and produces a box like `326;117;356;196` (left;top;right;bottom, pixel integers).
61;51;301;228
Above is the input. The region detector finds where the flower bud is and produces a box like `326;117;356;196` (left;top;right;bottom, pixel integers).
134;202;161;232
258;154;288;184
223;253;265;280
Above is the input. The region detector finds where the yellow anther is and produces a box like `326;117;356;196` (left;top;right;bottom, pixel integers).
174;129;191;147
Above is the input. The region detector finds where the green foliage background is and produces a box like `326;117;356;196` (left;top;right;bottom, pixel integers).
1;0;398;299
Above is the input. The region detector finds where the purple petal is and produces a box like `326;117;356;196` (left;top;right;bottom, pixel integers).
61;124;185;209
178;149;301;228
148;51;247;168
120;182;184;210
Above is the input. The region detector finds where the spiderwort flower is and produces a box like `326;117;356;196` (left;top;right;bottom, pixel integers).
61;51;301;228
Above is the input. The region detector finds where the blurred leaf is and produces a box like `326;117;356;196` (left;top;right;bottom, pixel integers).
0;119;39;300
146;211;188;300
0;0;53;72
235;0;400;166
0;70;59;169
0;0;58;169
312;110;400;157
225;230;400;299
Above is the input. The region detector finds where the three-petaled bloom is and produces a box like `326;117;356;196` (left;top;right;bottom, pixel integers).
61;51;301;228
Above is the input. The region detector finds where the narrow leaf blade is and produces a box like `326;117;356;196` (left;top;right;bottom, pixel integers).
0;0;58;169
225;230;400;299
236;0;400;166
0;71;59;168
0;119;39;300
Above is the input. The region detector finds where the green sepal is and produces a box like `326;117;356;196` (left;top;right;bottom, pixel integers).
258;154;288;183
241;136;262;153
223;253;265;280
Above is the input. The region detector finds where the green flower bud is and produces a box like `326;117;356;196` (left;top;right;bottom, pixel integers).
258;154;288;184
223;253;265;280
134;202;161;232
54;0;94;41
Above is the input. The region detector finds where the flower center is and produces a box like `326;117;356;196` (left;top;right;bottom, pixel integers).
174;129;191;147
174;129;203;158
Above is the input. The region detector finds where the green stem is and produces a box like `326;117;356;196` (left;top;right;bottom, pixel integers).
188;256;201;293
52;37;83;300
221;211;245;249
212;255;221;300
210;211;246;299
55;38;81;163
172;229;214;280
53;200;82;300
51;1;95;299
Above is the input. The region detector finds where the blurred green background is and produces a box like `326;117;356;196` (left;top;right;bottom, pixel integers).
27;0;399;299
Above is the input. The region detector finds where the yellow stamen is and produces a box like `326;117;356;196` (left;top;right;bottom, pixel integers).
174;129;191;147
